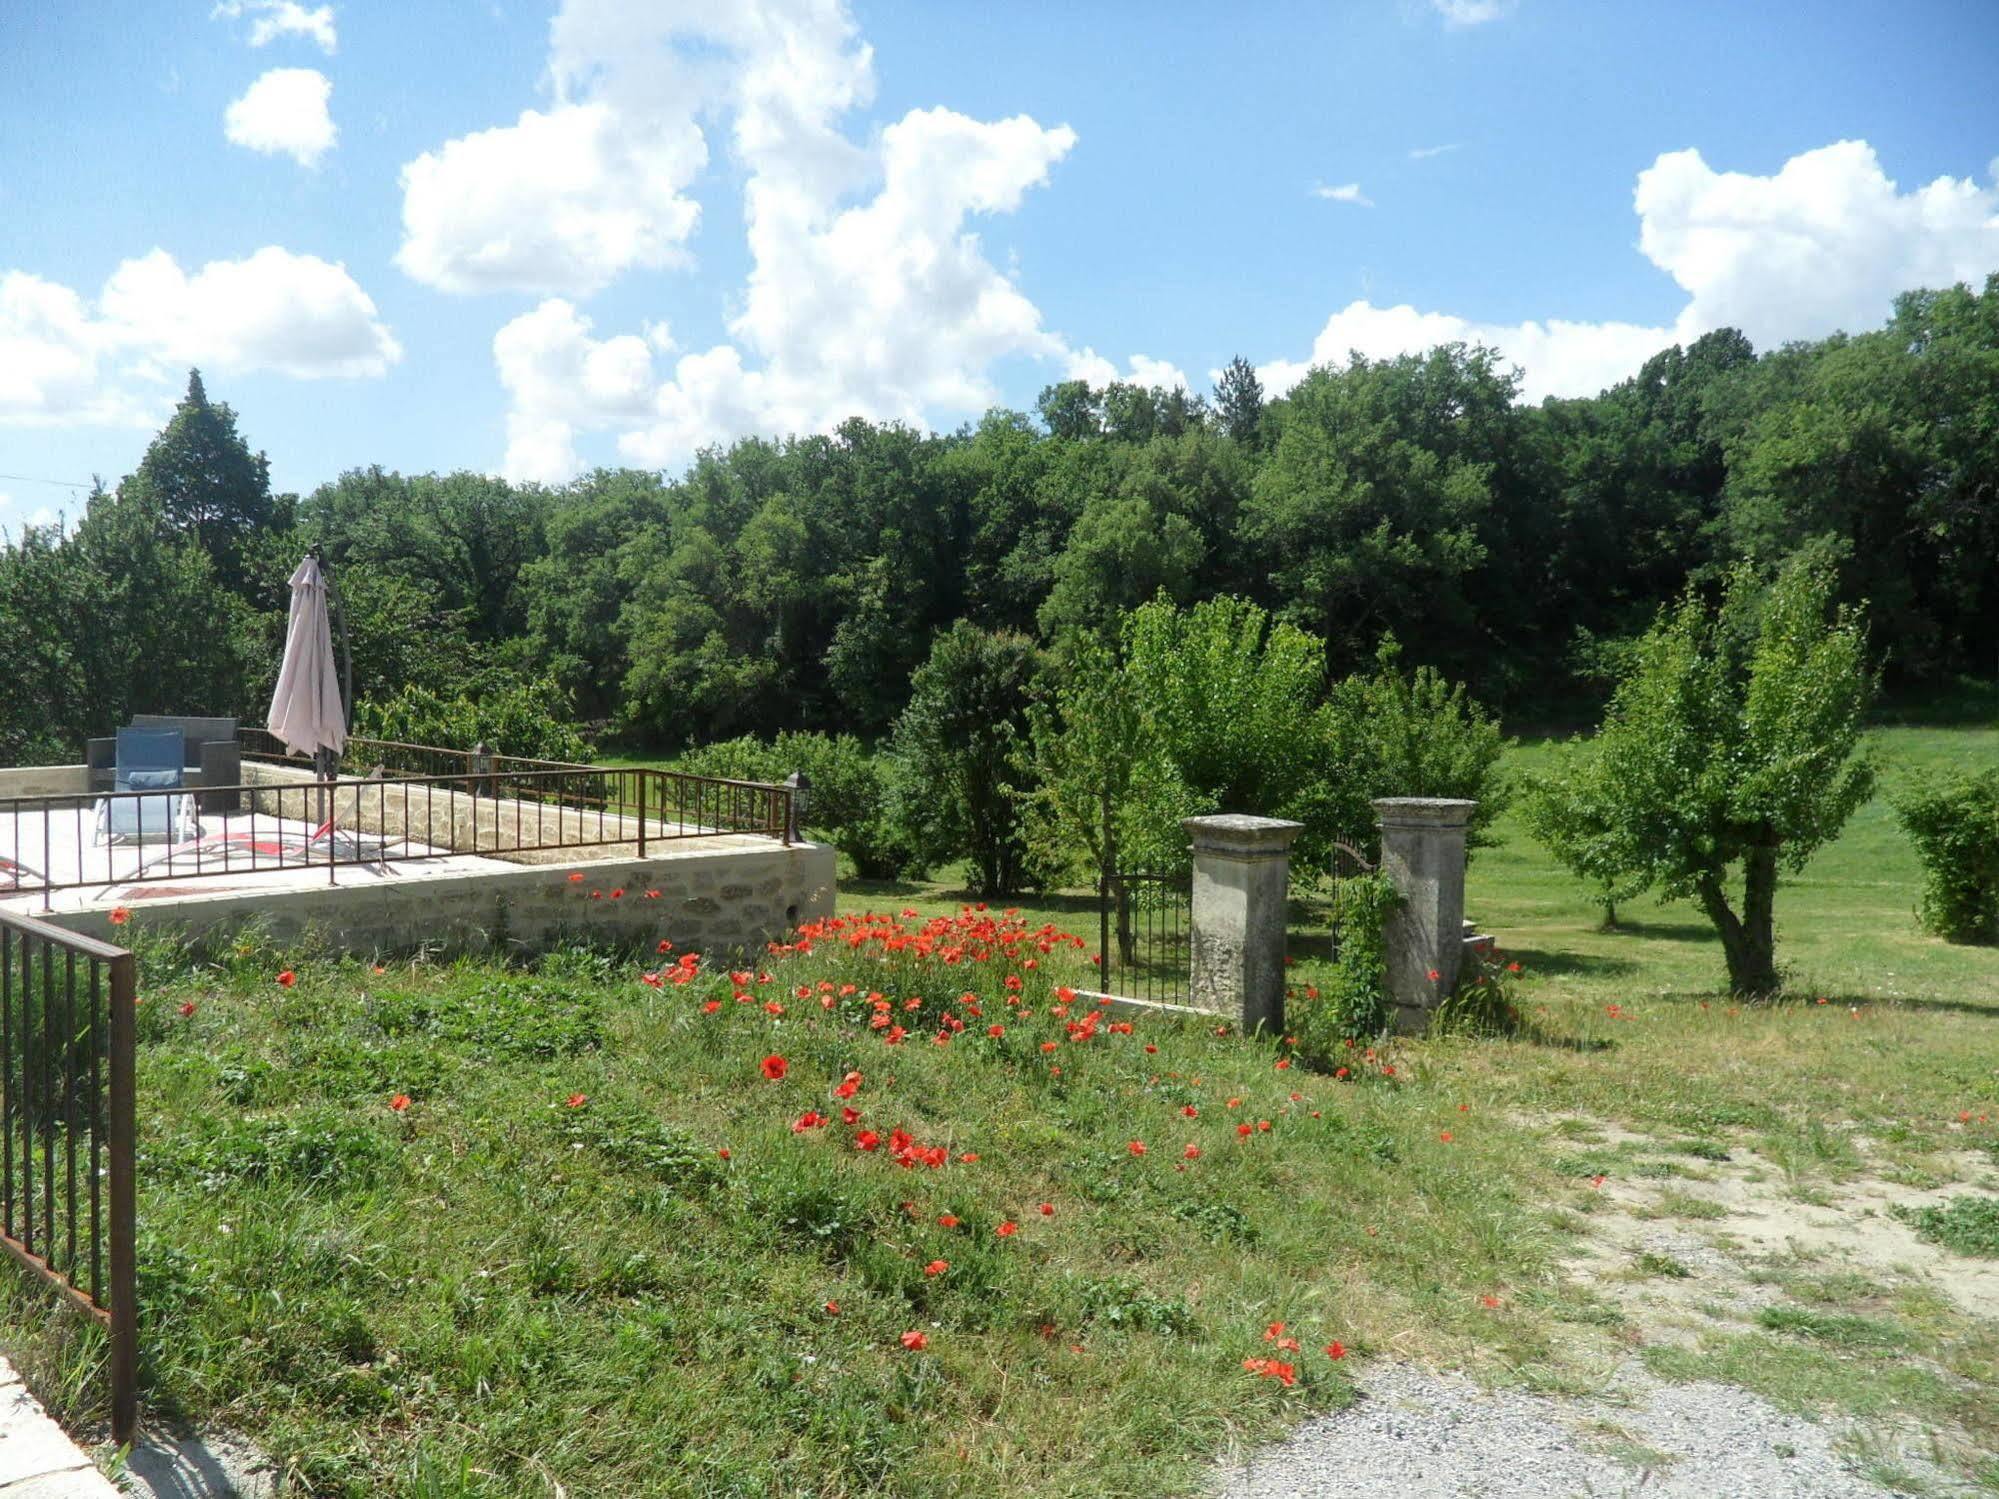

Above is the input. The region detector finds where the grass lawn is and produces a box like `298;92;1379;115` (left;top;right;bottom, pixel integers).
5;725;1997;1496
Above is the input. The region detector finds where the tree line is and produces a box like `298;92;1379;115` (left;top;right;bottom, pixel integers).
2;276;1995;776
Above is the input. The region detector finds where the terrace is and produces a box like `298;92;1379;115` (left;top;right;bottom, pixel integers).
0;728;835;956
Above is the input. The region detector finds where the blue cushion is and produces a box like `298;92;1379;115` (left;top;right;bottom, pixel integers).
123;769;182;791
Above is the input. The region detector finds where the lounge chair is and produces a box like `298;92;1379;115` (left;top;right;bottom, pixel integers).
94;727;199;845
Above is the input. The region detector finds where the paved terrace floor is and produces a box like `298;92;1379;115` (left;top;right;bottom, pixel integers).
0;804;518;916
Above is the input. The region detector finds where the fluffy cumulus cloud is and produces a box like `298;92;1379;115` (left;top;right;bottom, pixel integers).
1259;139;1999;403
213;0;337;52
466;0;1175;480
396;103;704;295
224;68;337;167
0;249;400;427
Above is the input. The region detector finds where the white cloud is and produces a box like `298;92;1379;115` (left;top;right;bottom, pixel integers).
1312;182;1373;206
396;103;704;295
0;248;400;426
494;299;658;482
1259;139;1999;404
1064;348;1190;391
1409;143;1461;160
224;68;336;167
469;0;1095;478
213;1;336;53
1431;0;1513;25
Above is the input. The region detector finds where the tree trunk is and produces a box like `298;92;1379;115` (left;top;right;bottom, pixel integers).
1695;859;1780;998
1737;843;1781;996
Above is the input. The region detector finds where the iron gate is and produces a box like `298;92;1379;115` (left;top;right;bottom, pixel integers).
1097;869;1192;1005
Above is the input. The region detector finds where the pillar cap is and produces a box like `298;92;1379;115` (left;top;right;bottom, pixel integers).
1182;813;1304;855
1373;797;1476;828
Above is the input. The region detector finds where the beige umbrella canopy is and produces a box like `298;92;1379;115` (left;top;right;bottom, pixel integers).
268;555;348;774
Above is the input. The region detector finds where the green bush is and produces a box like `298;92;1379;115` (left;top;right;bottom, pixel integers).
1893;769;1999;943
354;676;591;764
1290;872;1400;1060
678;731;916;880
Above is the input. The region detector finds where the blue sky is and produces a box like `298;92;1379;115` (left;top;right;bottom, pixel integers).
3;0;1997;518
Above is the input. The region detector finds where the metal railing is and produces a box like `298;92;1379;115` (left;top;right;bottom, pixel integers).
0;911;136;1443
1098;869;1193;1006
0;763;792;910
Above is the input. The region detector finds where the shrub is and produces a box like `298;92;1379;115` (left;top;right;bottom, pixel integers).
678;732;916;880
1290;872;1399;1062
354;675;591;764
1309;636;1511;866
1893;769;1999;943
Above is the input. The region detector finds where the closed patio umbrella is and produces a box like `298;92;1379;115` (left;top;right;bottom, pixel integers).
268;554;348;782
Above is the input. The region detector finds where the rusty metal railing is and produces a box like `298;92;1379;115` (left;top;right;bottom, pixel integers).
0;910;136;1443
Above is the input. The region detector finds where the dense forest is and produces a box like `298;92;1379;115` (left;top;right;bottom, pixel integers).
2;275;1995;774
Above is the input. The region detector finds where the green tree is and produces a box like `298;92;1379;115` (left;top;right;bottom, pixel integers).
889;623;1042;896
1526;556;1875;994
127;368;286;593
1240;345;1509;675
1213;355;1264;446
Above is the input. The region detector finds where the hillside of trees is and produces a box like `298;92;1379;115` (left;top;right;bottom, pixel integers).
2;275;1995;771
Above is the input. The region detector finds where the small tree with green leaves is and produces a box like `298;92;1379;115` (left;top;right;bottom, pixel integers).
1527;556;1875;995
889;623;1043;896
1520;752;1653;928
1892;769;1999;943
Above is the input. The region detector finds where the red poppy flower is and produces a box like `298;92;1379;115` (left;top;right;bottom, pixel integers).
923;1259;948;1277
824;1300;839;1315
899;1330;928;1351
1237;1123;1253;1137
702;999;722;1014
1127;1140;1146;1156
609;888;624;900
1039;1041;1057;1054
389;1093;411;1112
276;970;296;988
996;1221;1018;1237
841;1106;861;1125
1324;1340;1346;1359
1183;1143;1201;1159
178;1001;196;1018
645;889;662;900
566;1093;588;1109
958;1151;979;1163
855;1131;881;1151
938;1214;959;1228
1182;1105;1199;1118
1480;1294;1501;1309
1038;1203;1053;1216
657;939;673;954
760;1055;789;1081
717;1147;731;1160
1439;1131;1454;1143
1426;968;1442;982
108;907;131;926
986;1024;1005;1037
566;872;584;883
792;1111;826;1133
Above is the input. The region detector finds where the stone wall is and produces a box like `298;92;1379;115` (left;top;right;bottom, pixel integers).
0;766;89;799
36;841;837;961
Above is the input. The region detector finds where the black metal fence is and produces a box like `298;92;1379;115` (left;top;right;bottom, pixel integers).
1097;869;1193;1006
0;910;136;1442
0;761;793;911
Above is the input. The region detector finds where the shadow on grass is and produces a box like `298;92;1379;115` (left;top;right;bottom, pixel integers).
1507;946;1642;979
1606;919;1718;944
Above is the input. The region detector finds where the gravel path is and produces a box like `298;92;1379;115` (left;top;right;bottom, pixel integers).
1213;1361;1961;1499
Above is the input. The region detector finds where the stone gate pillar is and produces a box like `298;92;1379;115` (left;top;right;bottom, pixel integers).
1373;797;1476;1034
1183;814;1303;1035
